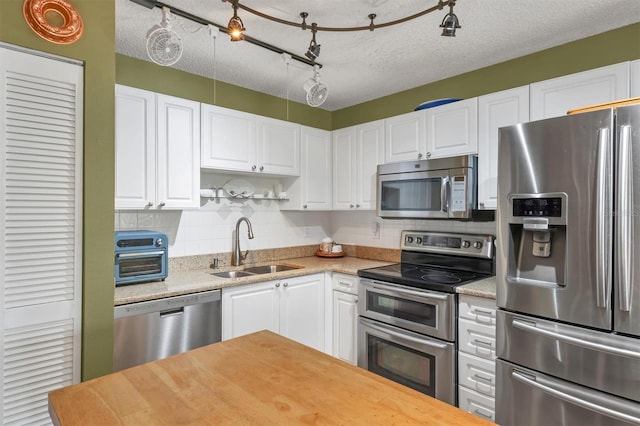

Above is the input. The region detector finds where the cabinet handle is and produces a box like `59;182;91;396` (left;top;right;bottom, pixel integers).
146;202;153;207
158;202;166;207
473;373;493;384
259;166;264;172
303;205;307;209
275;282;280;287
426;152;432;158
350;204;354;208
252;165;257;171
356;204;360;208
418;153;423;159
479;202;485;207
283;282;288;287
473;338;494;348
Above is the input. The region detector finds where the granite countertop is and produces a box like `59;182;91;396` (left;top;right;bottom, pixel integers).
456;276;497;300
114;255;394;305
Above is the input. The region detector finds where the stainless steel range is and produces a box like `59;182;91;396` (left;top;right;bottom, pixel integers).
357;231;495;406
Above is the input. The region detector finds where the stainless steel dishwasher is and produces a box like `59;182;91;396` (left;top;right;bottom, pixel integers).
114;289;221;371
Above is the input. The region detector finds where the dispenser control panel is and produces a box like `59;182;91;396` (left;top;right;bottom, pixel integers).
512;197;562;217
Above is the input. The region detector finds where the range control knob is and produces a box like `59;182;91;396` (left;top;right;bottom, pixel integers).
407;236;414;244
473;241;483;249
416;237;422;245
155;238;164;247
462;240;471;248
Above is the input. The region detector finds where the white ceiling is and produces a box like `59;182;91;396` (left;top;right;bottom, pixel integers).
116;0;640;111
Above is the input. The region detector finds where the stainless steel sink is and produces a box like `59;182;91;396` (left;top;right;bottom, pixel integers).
210;270;255;279
243;264;302;274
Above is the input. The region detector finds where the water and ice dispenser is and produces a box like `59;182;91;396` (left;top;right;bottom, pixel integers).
505;194;567;287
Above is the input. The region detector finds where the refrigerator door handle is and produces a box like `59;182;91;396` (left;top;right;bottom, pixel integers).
512;368;640;424
512;318;640;359
617;125;634;312
595;128;611;308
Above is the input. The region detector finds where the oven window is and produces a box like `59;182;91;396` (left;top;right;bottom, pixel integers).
118;256;163;277
380;178;442;211
367;292;437;328
367;335;435;397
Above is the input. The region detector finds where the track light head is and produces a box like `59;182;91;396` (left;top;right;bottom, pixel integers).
227;1;245;41
440;2;461;37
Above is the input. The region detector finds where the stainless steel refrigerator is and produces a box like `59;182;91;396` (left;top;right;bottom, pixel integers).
496;104;640;425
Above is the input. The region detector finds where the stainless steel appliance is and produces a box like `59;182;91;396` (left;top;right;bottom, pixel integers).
113;289;221;371
376;155;477;220
115;230;168;285
496;104;640;425
358;231;495;405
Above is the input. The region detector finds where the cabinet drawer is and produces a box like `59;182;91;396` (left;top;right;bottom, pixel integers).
458;352;496;397
332;273;358;295
459;318;496;360
458;295;496;326
458;386;495;422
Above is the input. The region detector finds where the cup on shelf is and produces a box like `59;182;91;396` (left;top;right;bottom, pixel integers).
265;190;275;198
278;191;287;199
332;244;343;253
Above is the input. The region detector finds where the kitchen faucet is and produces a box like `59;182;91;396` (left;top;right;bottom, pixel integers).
232;216;254;266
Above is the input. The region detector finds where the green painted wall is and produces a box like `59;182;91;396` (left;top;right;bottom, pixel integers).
0;0;639;381
116;55;333;130
334;23;640;128
0;0;116;380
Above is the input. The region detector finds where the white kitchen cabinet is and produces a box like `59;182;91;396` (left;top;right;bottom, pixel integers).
115;85;200;210
477;86;530;210
331;273;359;365
281;126;332;210
222;274;326;352
333;120;384;210
201;104;299;176
631;60;640;98
529;62;630;120
425;97;478;158
457;295;497;420
384;110;426;162
0;46;83;424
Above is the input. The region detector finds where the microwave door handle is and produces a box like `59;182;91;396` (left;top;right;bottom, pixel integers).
595;128;611;308
116;250;166;259
441;176;449;213
617;125;633;312
511;368;640;424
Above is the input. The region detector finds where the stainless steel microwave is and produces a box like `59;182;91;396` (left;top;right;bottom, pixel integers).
377;155;477;219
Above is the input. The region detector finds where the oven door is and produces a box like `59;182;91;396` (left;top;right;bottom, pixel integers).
358;316;456;405
115;249;167;285
377;169;451;219
358;278;456;341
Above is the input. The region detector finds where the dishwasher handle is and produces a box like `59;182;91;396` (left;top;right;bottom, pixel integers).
160;307;185;317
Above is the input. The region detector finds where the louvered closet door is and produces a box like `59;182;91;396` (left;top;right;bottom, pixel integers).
0;45;83;426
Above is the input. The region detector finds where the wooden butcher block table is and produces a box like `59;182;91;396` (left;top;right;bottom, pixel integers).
48;331;494;425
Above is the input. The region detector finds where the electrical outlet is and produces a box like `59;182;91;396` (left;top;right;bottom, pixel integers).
372;221;380;239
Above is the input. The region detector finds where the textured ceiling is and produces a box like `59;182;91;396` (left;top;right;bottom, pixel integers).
116;0;640;111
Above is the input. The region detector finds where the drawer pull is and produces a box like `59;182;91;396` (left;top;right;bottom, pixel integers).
473;408;494;420
473;373;493;384
473;338;494;348
473;308;494;316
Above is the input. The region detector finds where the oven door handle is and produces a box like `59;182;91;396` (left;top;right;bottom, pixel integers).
116;250;166;259
371;284;449;301
512;368;640;424
362;318;449;350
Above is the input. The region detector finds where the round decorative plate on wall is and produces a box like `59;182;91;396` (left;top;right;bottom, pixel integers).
23;0;84;44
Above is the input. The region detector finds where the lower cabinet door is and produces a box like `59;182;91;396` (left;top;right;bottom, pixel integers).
458;352;496;398
332;290;358;364
279;274;325;352
458;386;495;422
221;280;279;340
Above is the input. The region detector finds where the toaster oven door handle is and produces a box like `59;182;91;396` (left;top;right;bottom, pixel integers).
116;250;166;259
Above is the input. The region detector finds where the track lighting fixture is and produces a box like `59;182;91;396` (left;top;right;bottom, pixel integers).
227;0;245;41
304;23;321;62
440;1;461;37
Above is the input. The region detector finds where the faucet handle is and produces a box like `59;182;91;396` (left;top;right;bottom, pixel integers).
241;250;249;261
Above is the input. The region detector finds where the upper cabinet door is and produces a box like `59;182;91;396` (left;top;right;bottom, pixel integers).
201;103;257;172
115;85;156;209
332;127;357;210
477;86;529;210
156;94;200;209
300;126;332;210
530;62;630;120
355;120;384;209
426;98;478;159
384;110;426;163
257;117;300;176
631;60;640;98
